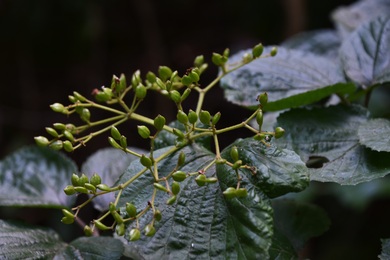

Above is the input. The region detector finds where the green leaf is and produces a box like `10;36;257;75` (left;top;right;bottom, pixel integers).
116;144;274;259
220;47;353;111
0;220;65;259
358;118;390;152
57;237;124;260
268;228;298;260
379;239;390;260
0;146;77;208
81;147;145;211
282;29;341;60
275;105;390;185
272;200;330;251
340;15;390;86
220;138;309;198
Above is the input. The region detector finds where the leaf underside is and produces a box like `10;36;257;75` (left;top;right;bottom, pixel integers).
358;118;390;152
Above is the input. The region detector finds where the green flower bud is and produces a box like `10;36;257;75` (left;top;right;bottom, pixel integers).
171;181;180;195
137;125;150;139
108;202;116;213
64;185;76;195
194;55;204;67
84;225;93;236
73;91;87;102
110;74;119;90
257;92;268;106
211;112;221;125
166;195;177;205
74;186;89;194
145;223;156;237
188;109;198;124
236;188;248;198
84;183;97;193
63;130;74;142
153;183;169;193
242;52;253;63
65;124;77;133
50;103;65;113
68;95;77;103
94;220;111;231
181;75;192;86
118;73;127;93
230;146;239;162
223;48;230;58
180;88;191;102
154;209;162;221
111;210;124;224
153;114;166;131
172;128;185;139
158;66;173;81
80;108;91;123
108;136;122;149
170;70;179;82
95;91;111;102
71;173;79;186
102;87;113;98
96;184;111;191
45;127;58;138
155;77;166;90
253;133;266;141
206;177;218;183
252;43;264;58
63;141;74;152
177;152;186;167
49;140;63;150
189;70;200;83
131;70;141;88
78;173;89;187
116;223;125;236
176;110;188;125
126;203;137;218
211;52;227;66
140;154;153;168
135;84;147;100
61;216;74;224
110;126;121;140
129;228;141;241
53;123;66;131
172;170;187;182
270;47;278;57
146;71;156;84
223;187;237;199
170;90;181;103
195;174;207;186
62;209;75;219
199;110;211;125
34;136;50;147
256;110;263;129
90;173;101;186
274;127;285;139
232;160;243;170
120;135;127;149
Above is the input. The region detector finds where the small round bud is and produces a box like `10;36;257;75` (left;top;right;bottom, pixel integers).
126;203;137;218
158;66;173;81
85;183;96;193
153;114;166;131
96;184;111;191
129;228;141;241
252;43;264;58
176;110;188;125
64;185;76;195
63;130;74;142
94;220;111;231
180;88;191;102
169;90;181;103
116;223;125;236
118;73;127;93
119;135;127;149
62;209;75;219
34;136;49;147
171;182;180;195
177;152;186;167
71;173;79;186
108;136;122;149
50;103;65;113
166;195;177;205
195;174;207;186
181;75;192;86
274;127;285;139
74;186;89;194
230;146;239;162
111;211;124;224
146;71;156;84
188;109;198;124
84;225;93;236
236;188;248;198
242;53;253;63
172;171;187;182
73;91;87;102
145;223;156;237
212;53;226;66
206;177;218;183
137;125;150;139
189;71;200;83
153;183;169;193
90;173;102;186
53;123;66;131
111;126;121;140
154;209;162;221
63;141;74;152
232;160;243;170
80;108;91;122
140;155;153;168
78;174;89;187
172;128;185;139
194;55;204;67
211;112;221;125
155;77;166;90
49;140;63;151
61;216;74;225
257;92;268;106
270;47;278;57
199;110;211;125
256;110;263;129
223;187;237;199
135;84;147;100
45;127;59;138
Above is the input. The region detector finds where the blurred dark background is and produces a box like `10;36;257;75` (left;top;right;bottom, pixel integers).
5;1;390;260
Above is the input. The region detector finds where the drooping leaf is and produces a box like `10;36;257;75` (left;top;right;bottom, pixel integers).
282;29;341;60
0;146;77;208
272;200;330;251
358;118;390;152
81;147;145;211
220;138;309;198
116;144;274;259
220;47;354;111
379;239;390;260
331;0;390;39
275;105;390;185
0;220;65;259
340;15;390;86
56;237;124;260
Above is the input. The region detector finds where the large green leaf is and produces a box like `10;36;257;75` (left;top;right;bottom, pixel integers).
358;118;390;152
282;29;341;60
220;47;354;111
81;147;145;211
220;139;309;198
340;15;390;86
116;144;274;259
0;220;65;259
275;105;390;185
56;237;124;259
0;146;77;208
379;239;390;260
